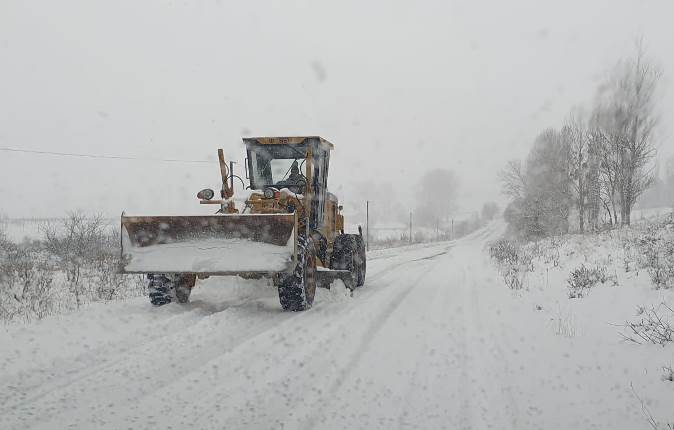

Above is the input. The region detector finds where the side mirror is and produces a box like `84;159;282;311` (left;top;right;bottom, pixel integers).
197;188;215;200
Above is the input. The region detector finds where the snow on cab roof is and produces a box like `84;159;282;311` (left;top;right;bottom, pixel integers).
242;136;334;150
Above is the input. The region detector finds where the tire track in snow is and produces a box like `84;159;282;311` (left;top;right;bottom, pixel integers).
1;296;315;428
175;260;437;429
452;265;477;430
4;250;437;430
2;226;511;430
393;261;447;429
299;261;439;430
464;247;521;428
449;240;521;429
0;303;237;410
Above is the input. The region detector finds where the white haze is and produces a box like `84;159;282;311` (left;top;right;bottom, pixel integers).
1;0;673;219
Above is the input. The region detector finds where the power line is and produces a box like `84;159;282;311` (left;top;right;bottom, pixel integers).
0;147;212;163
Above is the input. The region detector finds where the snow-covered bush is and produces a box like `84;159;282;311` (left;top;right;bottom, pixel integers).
87;227;146;301
490;239;529;266
489;239;533;290
0;241;56;322
567;264;607;298
630;213;674;289
0;214;145;323
541;237;563;267
43;213;107;308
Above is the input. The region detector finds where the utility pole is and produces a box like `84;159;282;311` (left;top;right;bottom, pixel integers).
409;211;412;244
451;218;454;240
366;200;370;251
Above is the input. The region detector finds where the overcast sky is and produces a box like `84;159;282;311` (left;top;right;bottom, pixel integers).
1;0;673;219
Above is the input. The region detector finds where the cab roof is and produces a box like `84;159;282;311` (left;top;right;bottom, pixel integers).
242;136;334;150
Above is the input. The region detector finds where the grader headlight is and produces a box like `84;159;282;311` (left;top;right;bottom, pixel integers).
197;188;215;200
263;187;280;199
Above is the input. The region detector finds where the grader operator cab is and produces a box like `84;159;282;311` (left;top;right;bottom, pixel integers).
120;136;366;311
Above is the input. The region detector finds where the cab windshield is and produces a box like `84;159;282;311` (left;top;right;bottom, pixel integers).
248;144;308;192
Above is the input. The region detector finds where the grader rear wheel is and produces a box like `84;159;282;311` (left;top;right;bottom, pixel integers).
331;234;364;290
354;234;366;287
175;274;196;303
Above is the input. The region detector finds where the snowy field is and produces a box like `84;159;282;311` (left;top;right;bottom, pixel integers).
1;221;673;429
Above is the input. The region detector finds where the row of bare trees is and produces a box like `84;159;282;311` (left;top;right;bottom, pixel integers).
501;41;662;238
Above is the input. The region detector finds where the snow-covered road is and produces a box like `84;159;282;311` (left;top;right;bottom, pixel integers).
0;223;666;429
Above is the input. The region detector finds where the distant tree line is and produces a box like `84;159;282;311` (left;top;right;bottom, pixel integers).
501;41;666;239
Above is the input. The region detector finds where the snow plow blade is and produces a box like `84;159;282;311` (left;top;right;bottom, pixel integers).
120;213;297;275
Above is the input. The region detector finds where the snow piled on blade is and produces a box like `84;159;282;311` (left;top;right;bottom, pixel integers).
122;236;294;273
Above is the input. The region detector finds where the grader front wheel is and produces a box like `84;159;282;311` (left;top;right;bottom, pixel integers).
147;274;196;306
278;236;317;311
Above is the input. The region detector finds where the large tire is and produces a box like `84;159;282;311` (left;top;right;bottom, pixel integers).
330;234;358;290
354;234;366;287
147;274;196;306
278;236;317;311
175;274;196;303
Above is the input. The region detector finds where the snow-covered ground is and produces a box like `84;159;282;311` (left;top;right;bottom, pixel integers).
1;221;672;429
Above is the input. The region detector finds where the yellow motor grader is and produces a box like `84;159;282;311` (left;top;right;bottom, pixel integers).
120;136;366;311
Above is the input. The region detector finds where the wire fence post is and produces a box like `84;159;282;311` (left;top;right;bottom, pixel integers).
409;211;412;244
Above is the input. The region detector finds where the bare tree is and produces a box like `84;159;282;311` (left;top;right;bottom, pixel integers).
594;40;660;225
563;112;591;232
526;129;573;235
501;130;572;238
588;124;621;226
499;160;526;200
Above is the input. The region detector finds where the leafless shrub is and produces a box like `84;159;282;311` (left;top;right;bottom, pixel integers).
631;382;674;430
620;303;673;345
88;228;145;301
552;307;576;338
629;215;674;289
662;365;673;383
43;212;108;308
0;214;145;322
503;267;524;290
567;264;607;298
489;239;533;290
489;239;532;267
0;222;7;245
0;242;55;322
